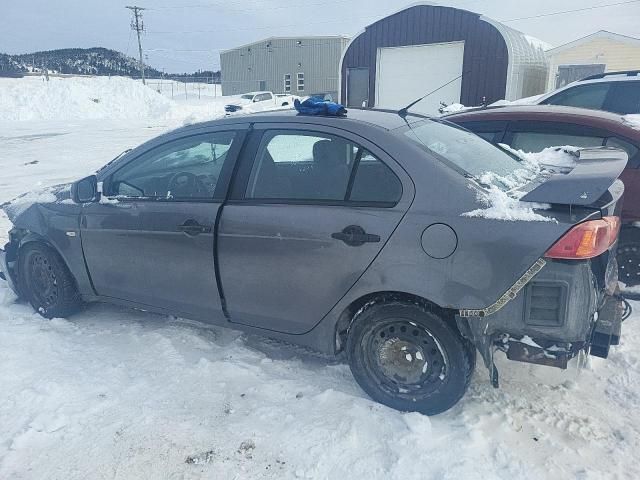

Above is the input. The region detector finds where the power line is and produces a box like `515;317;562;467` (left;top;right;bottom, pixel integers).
144;0;639;36
126;5;147;85
500;0;640;22
124;29;133;57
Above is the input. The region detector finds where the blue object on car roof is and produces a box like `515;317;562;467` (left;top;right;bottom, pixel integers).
294;97;347;117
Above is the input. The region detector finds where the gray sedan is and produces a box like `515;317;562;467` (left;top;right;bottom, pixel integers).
0;109;627;414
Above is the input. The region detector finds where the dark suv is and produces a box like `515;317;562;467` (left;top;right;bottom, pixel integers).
444;104;640;285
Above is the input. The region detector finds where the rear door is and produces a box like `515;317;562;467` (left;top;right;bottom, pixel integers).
80;126;247;320
217;123;413;334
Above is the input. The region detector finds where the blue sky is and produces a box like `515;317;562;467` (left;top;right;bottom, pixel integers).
1;0;639;73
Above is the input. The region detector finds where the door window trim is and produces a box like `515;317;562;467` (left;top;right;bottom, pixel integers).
102;128;248;203
228;125;404;208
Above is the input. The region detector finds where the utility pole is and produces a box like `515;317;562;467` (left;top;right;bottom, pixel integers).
126;6;146;85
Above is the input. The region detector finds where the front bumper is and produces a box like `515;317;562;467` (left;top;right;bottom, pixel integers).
0;245;19;295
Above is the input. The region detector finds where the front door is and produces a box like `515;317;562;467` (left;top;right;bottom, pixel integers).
80;128;244;320
347;67;370;108
217;124;412;334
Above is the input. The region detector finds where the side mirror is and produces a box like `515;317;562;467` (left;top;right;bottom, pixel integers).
71;175;100;203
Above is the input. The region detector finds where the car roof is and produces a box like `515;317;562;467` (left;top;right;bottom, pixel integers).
182;108;425;132
534;72;640;104
443;104;640;139
580;70;640;82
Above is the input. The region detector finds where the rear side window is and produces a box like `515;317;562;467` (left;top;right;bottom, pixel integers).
542;83;611;110
245;130;401;204
510;131;604;152
606;82;640;114
605;137;640;167
350;151;402;203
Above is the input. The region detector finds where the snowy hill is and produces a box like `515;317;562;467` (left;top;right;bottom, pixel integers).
0;47;163;77
0;47;222;80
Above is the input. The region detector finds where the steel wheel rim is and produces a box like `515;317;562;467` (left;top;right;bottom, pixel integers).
618;245;640;285
363;319;448;398
27;253;59;308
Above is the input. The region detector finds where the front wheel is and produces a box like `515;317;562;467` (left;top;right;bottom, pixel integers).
18;243;82;318
346;300;475;415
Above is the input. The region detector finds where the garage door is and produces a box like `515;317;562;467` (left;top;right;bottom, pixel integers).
376;41;465;115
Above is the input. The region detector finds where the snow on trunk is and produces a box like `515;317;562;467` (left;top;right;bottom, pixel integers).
461;146;580;222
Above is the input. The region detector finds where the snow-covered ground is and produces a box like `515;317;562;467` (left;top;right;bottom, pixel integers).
1;77;640;479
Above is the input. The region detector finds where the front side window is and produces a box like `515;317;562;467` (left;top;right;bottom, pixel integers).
108;132;236;200
510;131;604;152
542;83;611;110
245;131;401;204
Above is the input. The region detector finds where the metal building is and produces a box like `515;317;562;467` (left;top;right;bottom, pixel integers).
340;4;549;114
220;36;350;98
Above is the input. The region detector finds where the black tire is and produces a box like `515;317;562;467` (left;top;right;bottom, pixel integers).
18;242;82;319
346;299;475;415
618;239;640;287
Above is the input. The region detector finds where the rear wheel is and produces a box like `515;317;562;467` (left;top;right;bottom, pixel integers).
18;243;82;318
346;299;475;415
618;240;640;287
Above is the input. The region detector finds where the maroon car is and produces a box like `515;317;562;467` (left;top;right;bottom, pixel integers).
444;105;640;285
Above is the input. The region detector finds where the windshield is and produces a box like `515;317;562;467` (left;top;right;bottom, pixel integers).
240;94;254;100
402;120;525;180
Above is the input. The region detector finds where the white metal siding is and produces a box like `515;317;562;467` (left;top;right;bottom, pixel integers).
375;42;465;114
220;37;349;97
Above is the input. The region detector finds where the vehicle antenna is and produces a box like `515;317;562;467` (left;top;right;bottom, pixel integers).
397;71;468;119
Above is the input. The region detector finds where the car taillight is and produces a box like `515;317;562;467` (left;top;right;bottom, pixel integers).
545;216;620;260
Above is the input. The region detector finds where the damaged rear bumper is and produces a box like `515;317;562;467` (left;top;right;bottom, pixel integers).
457;257;623;381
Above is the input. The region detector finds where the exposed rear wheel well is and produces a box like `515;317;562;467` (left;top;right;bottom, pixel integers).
335;291;459;353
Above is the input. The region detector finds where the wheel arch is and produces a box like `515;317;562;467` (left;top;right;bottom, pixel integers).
14;230;78;287
334;290;459;353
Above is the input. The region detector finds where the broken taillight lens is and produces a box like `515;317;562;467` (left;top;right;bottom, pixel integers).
545;216;620;260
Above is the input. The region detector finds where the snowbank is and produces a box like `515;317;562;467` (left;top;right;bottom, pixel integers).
490;94;545;107
623;114;640;130
2;115;640;479
439;103;471;114
0;76;173;121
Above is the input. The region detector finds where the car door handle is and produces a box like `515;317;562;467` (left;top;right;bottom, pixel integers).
331;225;380;247
177;220;211;236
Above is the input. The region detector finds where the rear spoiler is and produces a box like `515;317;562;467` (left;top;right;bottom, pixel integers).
520;147;628;206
